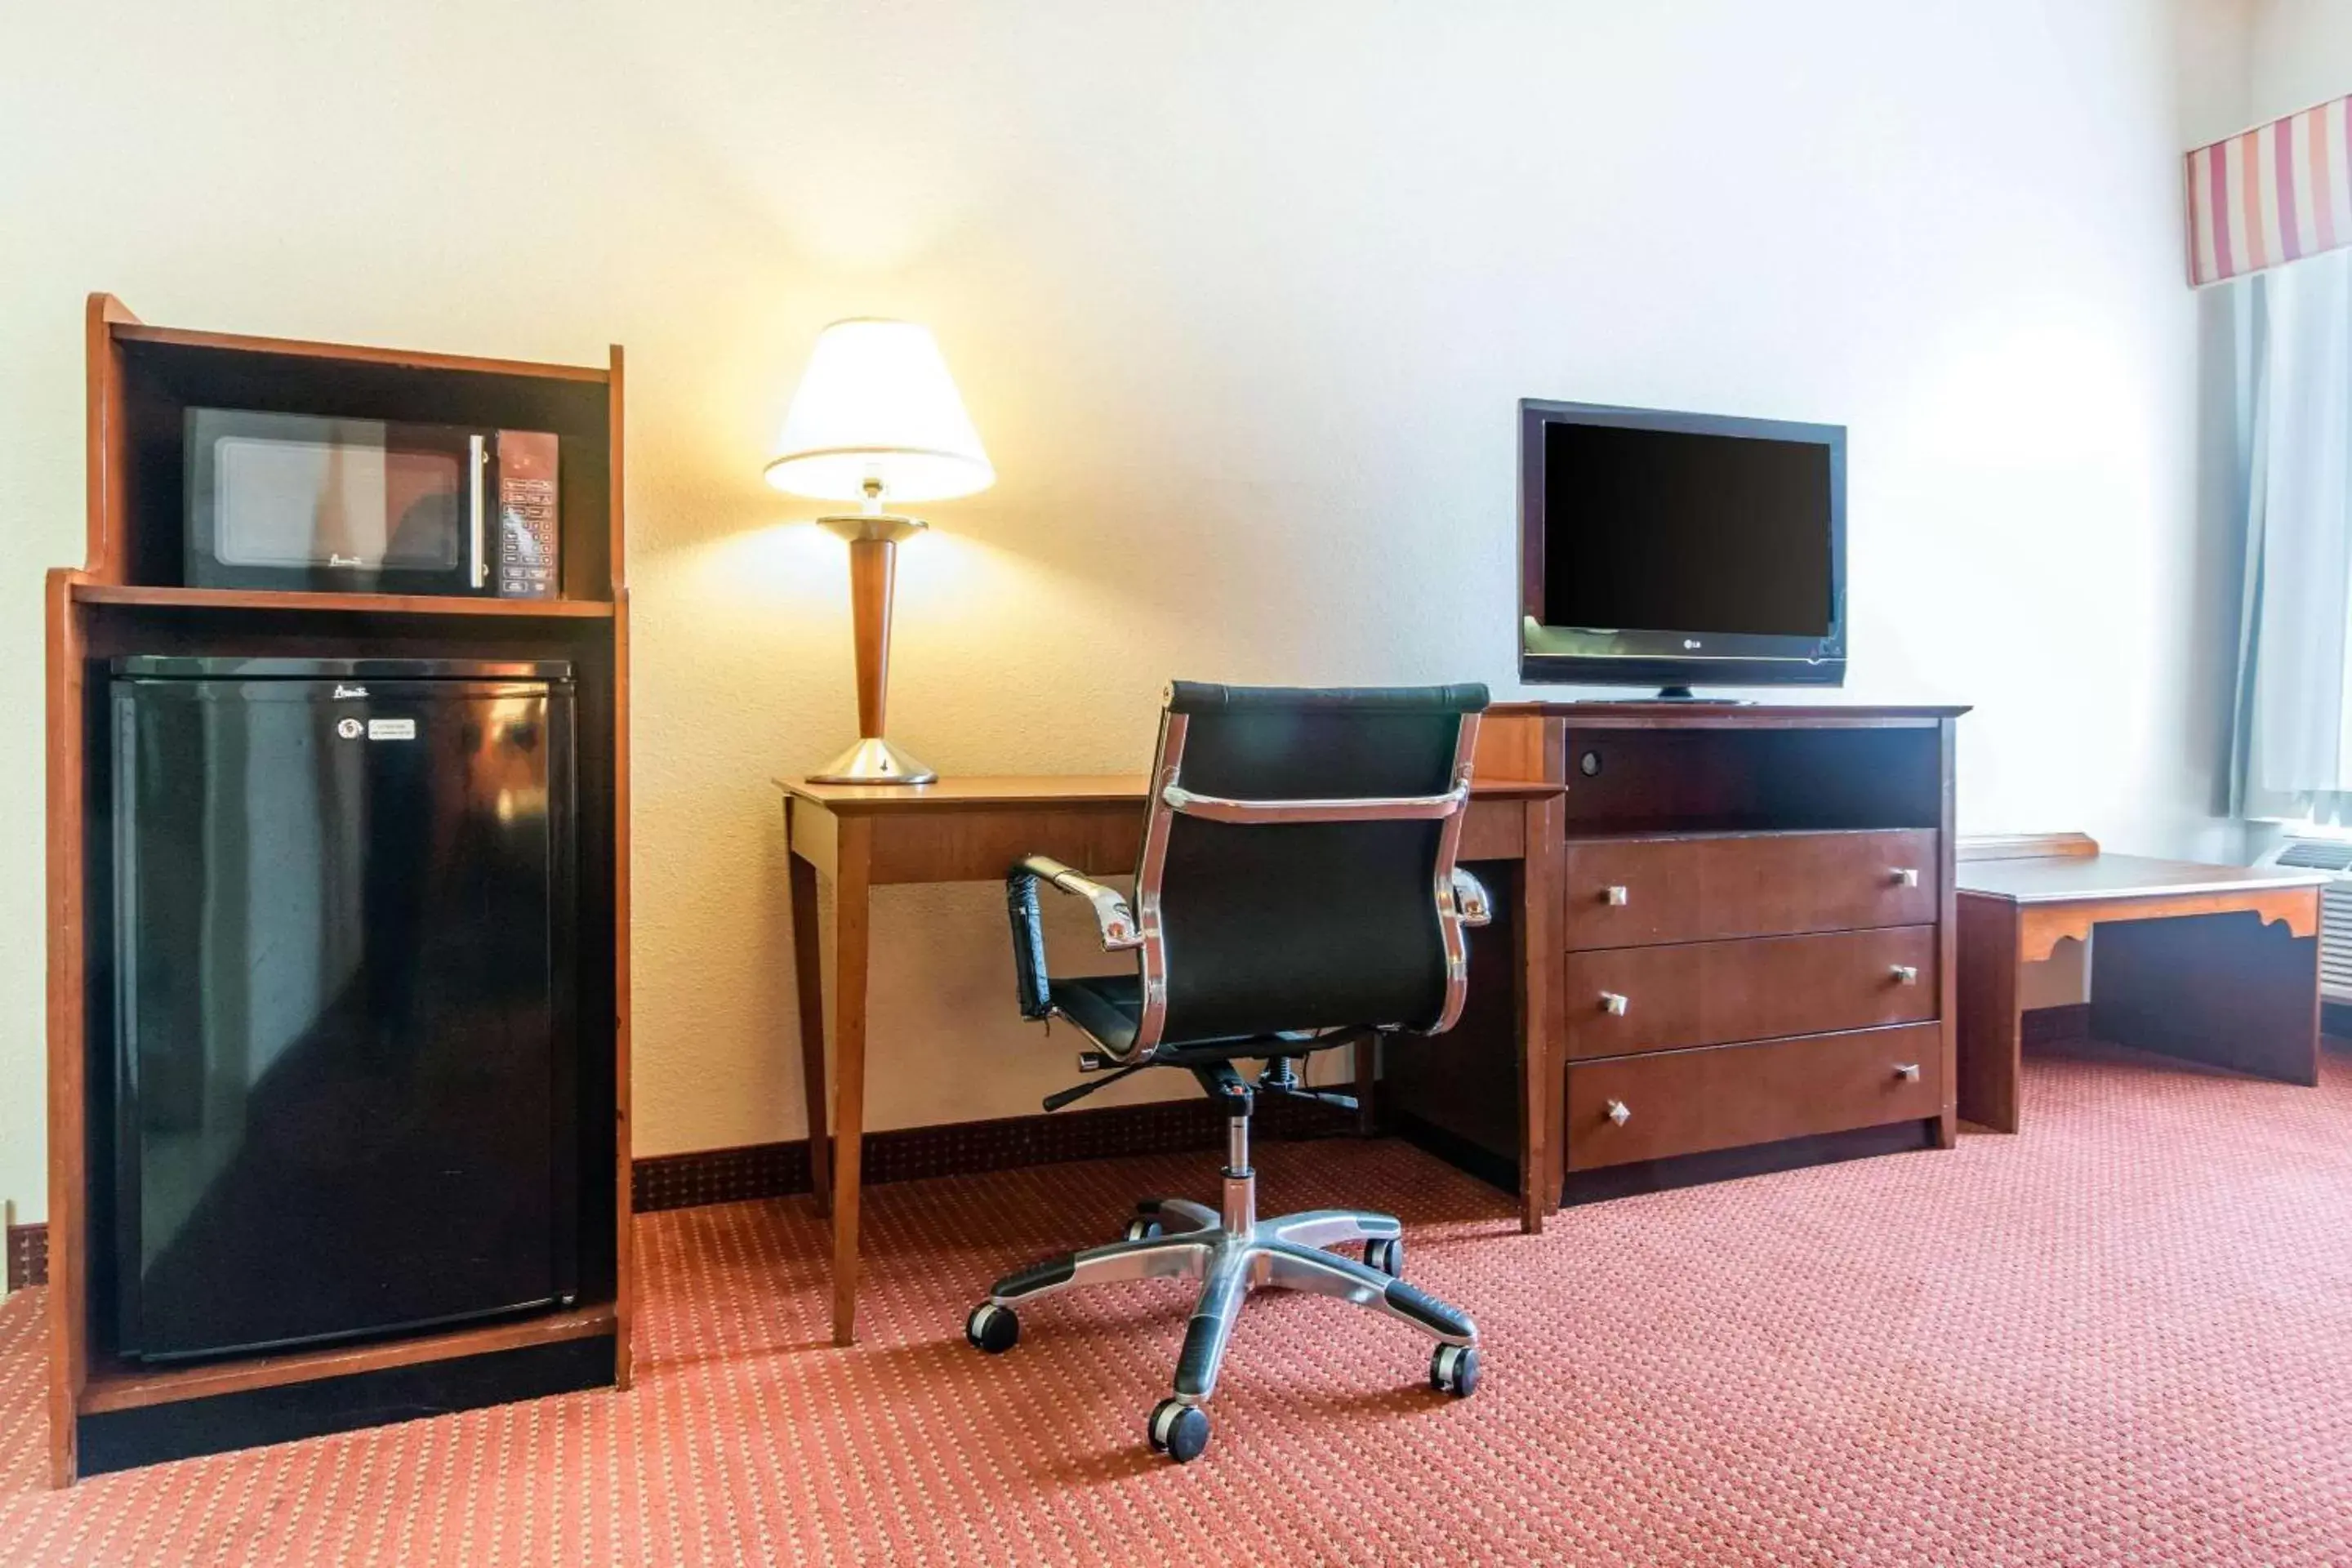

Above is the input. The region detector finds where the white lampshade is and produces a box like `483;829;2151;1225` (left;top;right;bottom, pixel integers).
764;318;996;505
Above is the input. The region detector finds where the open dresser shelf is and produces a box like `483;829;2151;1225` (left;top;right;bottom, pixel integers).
43;294;633;1485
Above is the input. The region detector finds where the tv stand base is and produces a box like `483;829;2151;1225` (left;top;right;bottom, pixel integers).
1650;686;1748;702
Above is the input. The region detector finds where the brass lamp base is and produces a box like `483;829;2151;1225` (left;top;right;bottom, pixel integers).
808;736;938;786
817;514;926;545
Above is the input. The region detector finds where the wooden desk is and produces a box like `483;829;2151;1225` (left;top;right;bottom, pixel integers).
777;773;1563;1345
1955;840;2325;1132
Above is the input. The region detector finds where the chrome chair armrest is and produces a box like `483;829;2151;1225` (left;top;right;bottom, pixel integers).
1450;866;1493;928
1016;855;1143;951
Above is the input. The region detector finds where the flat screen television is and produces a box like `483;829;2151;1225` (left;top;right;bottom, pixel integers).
1519;401;1846;694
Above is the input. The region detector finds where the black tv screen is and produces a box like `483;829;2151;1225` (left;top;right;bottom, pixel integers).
1520;402;1846;689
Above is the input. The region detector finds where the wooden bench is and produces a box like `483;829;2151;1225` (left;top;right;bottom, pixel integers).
1955;833;2327;1132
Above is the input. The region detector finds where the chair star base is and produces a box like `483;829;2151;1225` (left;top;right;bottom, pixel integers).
965;1179;1480;1463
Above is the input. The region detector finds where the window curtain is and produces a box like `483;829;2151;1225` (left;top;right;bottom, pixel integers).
2187;94;2352;289
2231;245;2352;821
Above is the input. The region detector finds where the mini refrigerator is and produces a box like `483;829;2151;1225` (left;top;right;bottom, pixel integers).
106;657;579;1362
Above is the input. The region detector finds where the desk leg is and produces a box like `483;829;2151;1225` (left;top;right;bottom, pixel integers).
786;836;832;1219
1956;898;2023;1133
2090;907;2322;1087
827;817;874;1345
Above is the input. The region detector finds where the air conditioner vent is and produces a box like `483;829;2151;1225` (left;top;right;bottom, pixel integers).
2322;885;2352;1004
2278;840;2352;871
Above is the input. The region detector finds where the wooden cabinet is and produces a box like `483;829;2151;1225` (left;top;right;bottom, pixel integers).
45;296;632;1485
1386;702;1963;1209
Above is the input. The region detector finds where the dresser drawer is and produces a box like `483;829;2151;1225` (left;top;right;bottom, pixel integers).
1564;927;1936;1059
1566;1022;1942;1170
1562;829;1939;949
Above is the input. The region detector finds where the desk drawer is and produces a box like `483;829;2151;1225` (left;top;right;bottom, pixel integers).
1562;829;1938;949
1564;927;1936;1059
1566;1022;1941;1170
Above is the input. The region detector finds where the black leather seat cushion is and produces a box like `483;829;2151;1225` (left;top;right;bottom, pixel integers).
1051;974;1285;1064
1052;975;1142;1055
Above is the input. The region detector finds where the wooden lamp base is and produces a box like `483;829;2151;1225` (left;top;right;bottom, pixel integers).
810;514;934;786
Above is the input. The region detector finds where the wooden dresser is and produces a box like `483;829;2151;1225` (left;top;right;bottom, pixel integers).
1388;701;1967;1206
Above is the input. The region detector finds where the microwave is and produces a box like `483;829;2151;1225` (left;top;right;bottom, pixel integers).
185;409;560;598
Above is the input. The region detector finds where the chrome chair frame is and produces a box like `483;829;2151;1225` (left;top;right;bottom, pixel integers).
1013;707;1490;1062
982;1061;1480;1416
978;699;1491;1459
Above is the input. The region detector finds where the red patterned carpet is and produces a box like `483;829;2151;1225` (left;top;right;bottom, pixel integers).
7;1042;2352;1566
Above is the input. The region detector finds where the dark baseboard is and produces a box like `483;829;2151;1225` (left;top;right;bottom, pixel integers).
1387;1111;1517;1199
2022;1003;2091;1045
0;1012;2119;1290
632;1140;813;1213
7;1094;1355;1294
1561;1118;1940;1206
634;1091;1356;1213
0;1001;2315;1294
2325;1000;2352;1040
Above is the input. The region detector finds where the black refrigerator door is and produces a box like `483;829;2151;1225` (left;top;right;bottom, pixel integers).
111;673;577;1361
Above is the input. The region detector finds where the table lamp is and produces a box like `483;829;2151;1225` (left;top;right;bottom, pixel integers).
765;318;996;785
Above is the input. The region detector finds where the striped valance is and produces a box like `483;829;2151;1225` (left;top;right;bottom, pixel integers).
2188;94;2352;287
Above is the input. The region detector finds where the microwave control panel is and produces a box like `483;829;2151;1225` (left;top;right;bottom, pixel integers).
496;430;560;599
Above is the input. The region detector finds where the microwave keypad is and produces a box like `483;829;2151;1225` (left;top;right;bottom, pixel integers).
498;479;558;598
494;430;560;599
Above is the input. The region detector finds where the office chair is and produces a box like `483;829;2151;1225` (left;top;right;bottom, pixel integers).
964;681;1493;1463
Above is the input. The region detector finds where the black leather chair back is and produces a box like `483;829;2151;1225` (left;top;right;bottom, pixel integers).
1146;682;1489;1045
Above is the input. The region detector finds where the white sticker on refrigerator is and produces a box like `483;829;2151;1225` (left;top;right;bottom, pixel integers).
367;718;417;741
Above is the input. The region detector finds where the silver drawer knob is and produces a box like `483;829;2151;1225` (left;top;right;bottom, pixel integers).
1606;1098;1632;1126
1894;1062;1922;1082
1889;964;1920;986
1891;867;1921;888
1603;884;1630;906
1598;991;1629;1016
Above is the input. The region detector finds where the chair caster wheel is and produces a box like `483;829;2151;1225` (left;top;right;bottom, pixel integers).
1365;1236;1404;1277
1147;1397;1210;1462
1430;1343;1480;1397
1124;1216;1164;1242
965;1302;1019;1354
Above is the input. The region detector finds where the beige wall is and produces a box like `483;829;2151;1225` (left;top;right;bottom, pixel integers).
0;2;2255;1221
2250;0;2352;124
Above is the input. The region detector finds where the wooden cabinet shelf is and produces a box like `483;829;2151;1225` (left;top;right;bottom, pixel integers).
72;581;616;618
80;1305;620;1415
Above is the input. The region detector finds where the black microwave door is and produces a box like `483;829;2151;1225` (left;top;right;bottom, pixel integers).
185;411;488;595
112;675;577;1361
